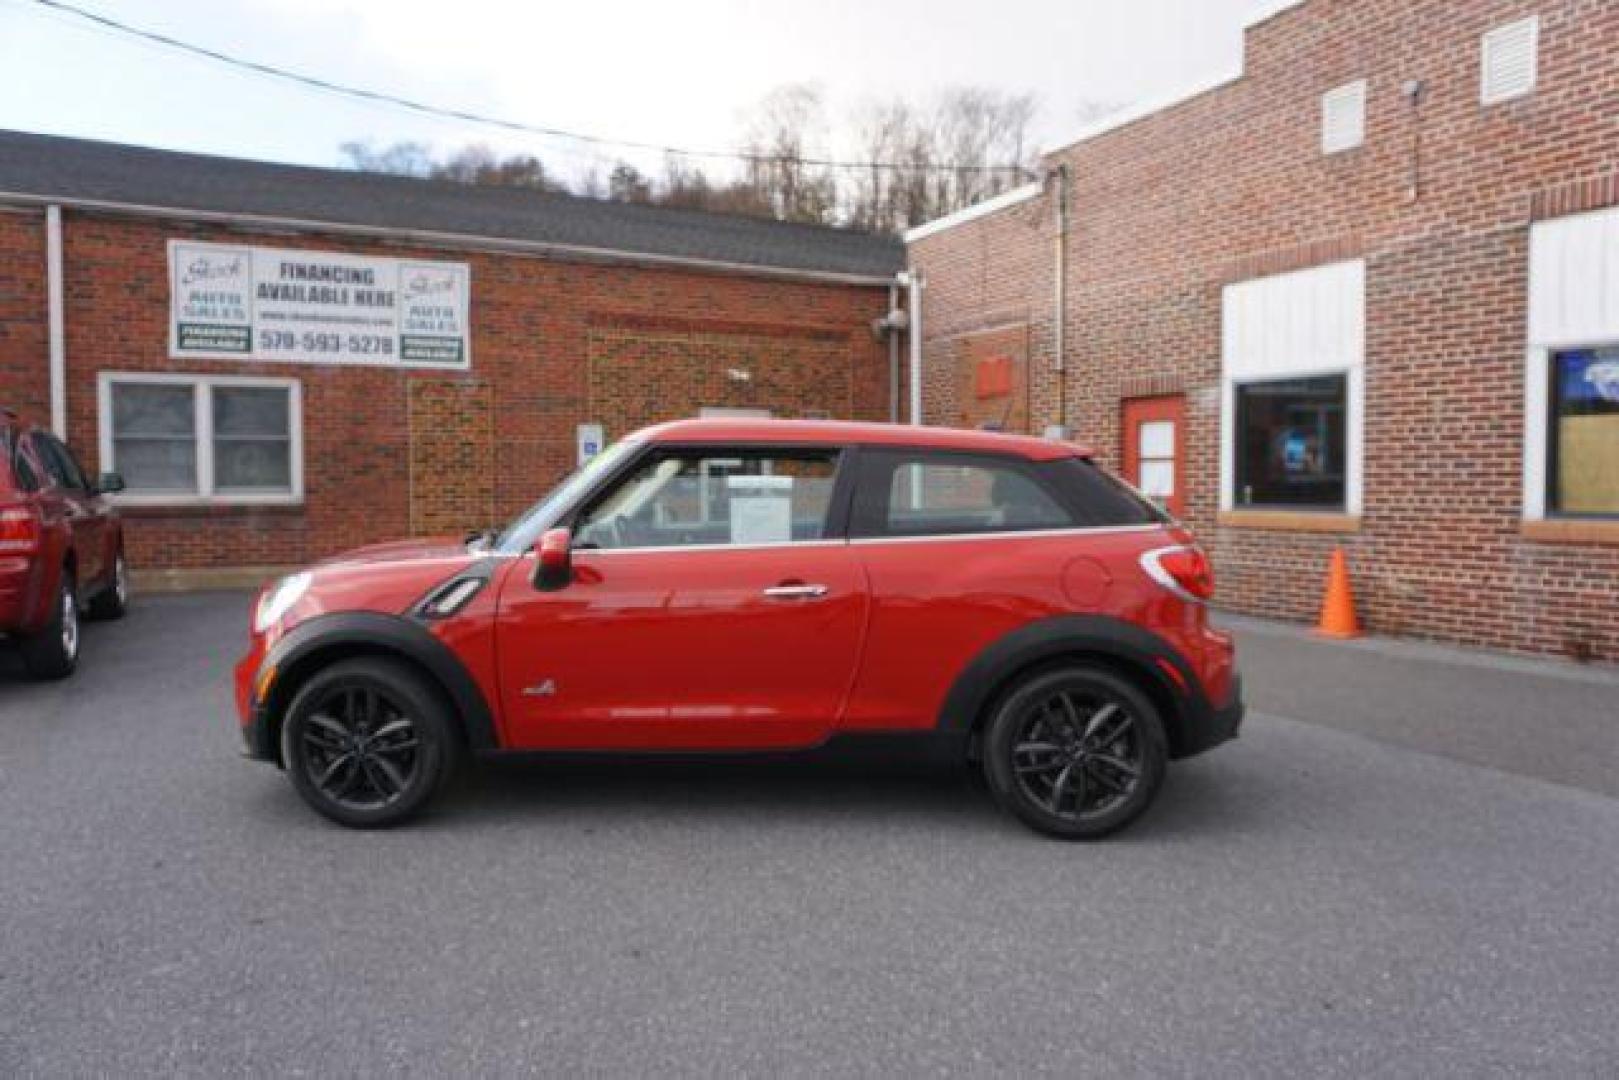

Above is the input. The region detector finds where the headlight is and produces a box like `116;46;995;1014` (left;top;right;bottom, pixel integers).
254;572;312;634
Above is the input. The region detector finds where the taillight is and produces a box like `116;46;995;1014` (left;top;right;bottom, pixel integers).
1141;545;1215;603
0;505;41;555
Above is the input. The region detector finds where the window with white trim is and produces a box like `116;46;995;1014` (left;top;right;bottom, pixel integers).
1321;80;1366;154
1525;206;1619;522
1481;16;1538;105
100;375;302;503
1548;347;1619;516
1221;260;1366;515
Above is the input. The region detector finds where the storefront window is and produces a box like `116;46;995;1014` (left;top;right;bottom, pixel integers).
1550;347;1619;516
1234;375;1347;509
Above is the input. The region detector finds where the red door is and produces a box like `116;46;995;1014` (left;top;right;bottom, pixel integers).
492;445;869;752
1121;396;1186;518
494;546;868;751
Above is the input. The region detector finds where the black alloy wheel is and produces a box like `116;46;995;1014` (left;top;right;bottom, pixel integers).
20;571;79;680
281;658;458;828
983;665;1167;839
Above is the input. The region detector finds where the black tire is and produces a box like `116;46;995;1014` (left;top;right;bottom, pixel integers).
19;570;80;680
982;664;1167;840
87;549;129;621
280;657;461;828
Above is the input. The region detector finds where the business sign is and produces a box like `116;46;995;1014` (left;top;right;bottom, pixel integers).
168;240;471;368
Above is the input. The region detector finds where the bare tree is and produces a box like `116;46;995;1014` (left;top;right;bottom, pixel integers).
843;87;1038;234
340;139;436;177
738;84;839;226
607;162;653;204
336;82;1039;233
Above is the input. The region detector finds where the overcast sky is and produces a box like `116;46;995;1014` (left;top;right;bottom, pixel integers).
0;0;1296;179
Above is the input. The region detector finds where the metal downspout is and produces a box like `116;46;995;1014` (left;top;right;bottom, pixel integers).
46;205;66;437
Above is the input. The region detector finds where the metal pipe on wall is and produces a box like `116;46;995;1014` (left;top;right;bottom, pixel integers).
1050;165;1069;436
46;204;67;437
906;271;924;425
888;281;900;423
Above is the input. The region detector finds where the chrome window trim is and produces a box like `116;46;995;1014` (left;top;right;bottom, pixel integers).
848;524;1164;546
552;523;1165;557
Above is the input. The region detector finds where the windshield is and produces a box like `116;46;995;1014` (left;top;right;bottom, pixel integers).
492;439;639;554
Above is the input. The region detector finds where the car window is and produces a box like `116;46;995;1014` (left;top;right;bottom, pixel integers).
30;434;87;491
7;430;41;493
853;450;1077;538
575;449;840;549
1045;458;1169;527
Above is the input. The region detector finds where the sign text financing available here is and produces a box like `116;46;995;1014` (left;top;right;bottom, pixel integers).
169;240;471;368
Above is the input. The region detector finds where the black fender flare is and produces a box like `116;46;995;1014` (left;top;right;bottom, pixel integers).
936;614;1211;757
255;611;499;757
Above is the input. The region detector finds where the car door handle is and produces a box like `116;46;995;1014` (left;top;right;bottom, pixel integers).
762;583;829;600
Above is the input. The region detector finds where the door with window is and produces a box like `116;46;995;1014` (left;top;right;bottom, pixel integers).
1121;396;1185;517
495;445;868;751
30;432;112;586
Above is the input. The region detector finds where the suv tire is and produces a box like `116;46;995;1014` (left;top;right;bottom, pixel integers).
20;570;80;680
983;664;1167;840
281;657;461;829
87;550;130;621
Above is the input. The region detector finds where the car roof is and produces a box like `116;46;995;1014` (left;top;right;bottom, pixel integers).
632;418;1092;461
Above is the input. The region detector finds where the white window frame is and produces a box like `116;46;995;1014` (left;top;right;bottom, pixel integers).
97;372;304;507
1524;206;1619;522
1321;79;1367;154
1220;260;1366;516
1481;16;1539;106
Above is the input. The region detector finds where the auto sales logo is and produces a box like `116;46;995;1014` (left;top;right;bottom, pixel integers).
180;252;247;287
403;268;458;299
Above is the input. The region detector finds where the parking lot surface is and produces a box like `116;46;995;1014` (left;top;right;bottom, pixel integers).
2;592;1616;1076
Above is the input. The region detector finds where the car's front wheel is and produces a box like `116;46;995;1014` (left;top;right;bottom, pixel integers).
982;664;1167;840
19;570;79;680
281;657;460;828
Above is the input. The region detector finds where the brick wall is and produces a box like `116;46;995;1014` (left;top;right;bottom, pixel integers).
0;210;892;570
909;0;1619;661
0;209;48;420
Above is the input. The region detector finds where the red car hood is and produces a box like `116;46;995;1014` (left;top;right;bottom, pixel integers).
314;535;474;568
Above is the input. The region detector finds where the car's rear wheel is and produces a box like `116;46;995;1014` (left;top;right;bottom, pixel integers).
982;665;1167;840
281;658;460;828
19;571;79;680
88;549;129;621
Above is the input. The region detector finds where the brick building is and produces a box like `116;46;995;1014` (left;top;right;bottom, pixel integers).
0;131;904;584
907;0;1619;661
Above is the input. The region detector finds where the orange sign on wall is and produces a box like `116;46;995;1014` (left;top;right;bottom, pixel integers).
975;355;1014;399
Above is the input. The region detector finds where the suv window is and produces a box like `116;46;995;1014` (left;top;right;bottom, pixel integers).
1046;458;1169;527
33;434;89;491
575;448;841;550
3;427;38;493
852;450;1076;538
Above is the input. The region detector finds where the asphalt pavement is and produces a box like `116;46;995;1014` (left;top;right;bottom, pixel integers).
1;592;1615;1076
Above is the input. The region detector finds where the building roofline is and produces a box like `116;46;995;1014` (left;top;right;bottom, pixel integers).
0;190;900;288
1039;0;1310;158
901;1;1312;247
902;182;1046;245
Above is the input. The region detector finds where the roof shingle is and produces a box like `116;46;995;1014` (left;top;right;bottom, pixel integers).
0;129;903;281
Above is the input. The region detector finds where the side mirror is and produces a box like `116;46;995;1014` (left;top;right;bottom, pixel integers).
532;527;573;591
97;472;126;494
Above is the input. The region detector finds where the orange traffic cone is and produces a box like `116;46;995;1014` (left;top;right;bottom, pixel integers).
1315;548;1362;639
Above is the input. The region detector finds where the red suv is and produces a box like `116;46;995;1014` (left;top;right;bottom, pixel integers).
1;408;129;679
236;419;1241;838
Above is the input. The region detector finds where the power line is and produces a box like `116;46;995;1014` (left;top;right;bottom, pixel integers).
24;0;1036;179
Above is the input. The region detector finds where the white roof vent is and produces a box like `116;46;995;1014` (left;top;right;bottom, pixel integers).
1321;80;1367;154
1481;16;1539;105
